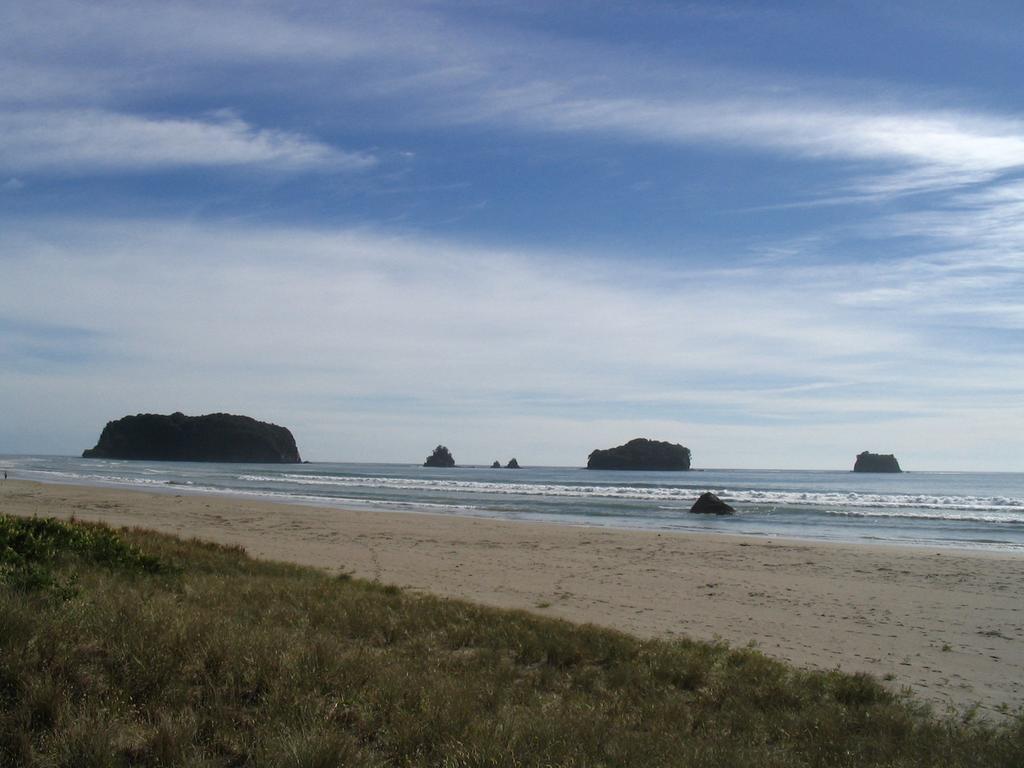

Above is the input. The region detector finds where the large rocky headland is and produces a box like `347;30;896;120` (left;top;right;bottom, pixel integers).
586;438;691;471
82;412;301;463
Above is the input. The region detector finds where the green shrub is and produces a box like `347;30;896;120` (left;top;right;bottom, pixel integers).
1;516;1021;767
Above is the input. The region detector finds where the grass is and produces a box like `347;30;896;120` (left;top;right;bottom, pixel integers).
1;515;1022;767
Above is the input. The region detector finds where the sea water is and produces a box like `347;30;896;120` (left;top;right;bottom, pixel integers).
4;455;1024;552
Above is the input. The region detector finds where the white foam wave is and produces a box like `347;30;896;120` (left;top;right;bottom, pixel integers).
820;507;1020;524
19;469;179;487
18;465;1024;528
234;473;1024;521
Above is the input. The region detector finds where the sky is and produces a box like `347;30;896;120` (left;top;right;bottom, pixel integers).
1;1;1023;470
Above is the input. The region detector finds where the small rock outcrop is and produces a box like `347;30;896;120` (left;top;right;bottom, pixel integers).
689;492;735;515
587;438;691;471
82;412;301;463
491;460;501;469
506;458;520;469
424;445;456;468
853;451;902;473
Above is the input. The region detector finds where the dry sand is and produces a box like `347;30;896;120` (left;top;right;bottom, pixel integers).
3;479;1022;718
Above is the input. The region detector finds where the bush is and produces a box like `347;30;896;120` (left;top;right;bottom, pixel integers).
1;516;1021;766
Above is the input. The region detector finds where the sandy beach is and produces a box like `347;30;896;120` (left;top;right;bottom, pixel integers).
3;479;1022;718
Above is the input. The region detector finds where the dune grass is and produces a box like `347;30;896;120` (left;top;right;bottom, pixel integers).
1;514;1021;767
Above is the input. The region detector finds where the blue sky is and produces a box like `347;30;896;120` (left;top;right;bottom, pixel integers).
2;1;1023;469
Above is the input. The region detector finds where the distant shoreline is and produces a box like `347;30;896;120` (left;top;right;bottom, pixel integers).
13;453;1024;472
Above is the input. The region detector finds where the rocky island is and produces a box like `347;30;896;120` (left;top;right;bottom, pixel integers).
587;438;691;471
82;412;301;463
424;445;456;468
853;451;902;473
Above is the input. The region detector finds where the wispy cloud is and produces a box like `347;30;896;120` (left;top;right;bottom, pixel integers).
0;110;374;174
470;93;1024;198
827;174;1024;340
0;316;106;370
884;179;1024;256
1;0;1021;211
6;1;1023;196
0;1;393;66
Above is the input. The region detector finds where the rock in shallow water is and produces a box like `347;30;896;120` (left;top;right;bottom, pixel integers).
689;492;735;515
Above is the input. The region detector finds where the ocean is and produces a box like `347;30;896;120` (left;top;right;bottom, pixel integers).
4;455;1024;552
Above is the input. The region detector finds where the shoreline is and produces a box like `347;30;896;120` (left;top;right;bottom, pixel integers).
3;478;1023;718
10;466;1022;555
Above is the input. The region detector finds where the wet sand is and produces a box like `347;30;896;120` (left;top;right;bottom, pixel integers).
3;479;1022;718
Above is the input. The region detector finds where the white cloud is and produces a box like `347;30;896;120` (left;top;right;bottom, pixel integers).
0;222;847;394
2;217;1022;467
0;110;374;174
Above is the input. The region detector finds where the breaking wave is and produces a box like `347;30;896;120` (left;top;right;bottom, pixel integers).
234;473;1024;524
